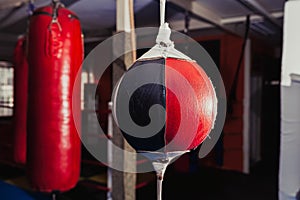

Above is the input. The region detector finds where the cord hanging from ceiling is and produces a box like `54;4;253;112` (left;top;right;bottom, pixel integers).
228;15;251;115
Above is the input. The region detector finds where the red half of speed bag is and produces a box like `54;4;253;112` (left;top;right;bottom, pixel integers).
27;5;83;192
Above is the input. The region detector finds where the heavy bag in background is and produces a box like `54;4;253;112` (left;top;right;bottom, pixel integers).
13;36;28;165
27;4;83;192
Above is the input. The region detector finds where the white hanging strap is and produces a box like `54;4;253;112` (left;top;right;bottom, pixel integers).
138;0;192;61
156;0;173;49
156;23;173;48
160;0;166;26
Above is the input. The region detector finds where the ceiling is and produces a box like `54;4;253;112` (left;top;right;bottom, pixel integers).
197;0;284;18
0;0;285;62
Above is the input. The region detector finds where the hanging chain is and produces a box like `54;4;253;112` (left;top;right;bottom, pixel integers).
52;0;60;4
49;0;63;31
51;0;65;20
52;0;61;20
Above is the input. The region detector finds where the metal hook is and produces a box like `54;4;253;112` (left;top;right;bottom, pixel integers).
48;18;62;32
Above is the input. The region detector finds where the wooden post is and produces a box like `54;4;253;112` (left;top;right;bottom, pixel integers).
112;0;137;199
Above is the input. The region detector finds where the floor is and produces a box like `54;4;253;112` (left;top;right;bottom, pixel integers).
0;159;278;200
136;162;278;200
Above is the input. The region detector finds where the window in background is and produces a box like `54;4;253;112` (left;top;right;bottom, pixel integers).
0;62;14;117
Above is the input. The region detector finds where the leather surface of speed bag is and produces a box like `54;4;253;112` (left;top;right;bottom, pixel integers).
13;36;28;164
114;58;217;152
27;5;83;192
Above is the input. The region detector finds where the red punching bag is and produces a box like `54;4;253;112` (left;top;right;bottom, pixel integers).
27;3;83;192
13;36;28;164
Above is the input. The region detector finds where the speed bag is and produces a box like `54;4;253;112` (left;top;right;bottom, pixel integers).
13;36;28;165
27;5;83;192
113;57;218;152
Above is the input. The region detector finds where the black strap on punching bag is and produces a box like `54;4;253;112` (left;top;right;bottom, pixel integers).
227;15;250;115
